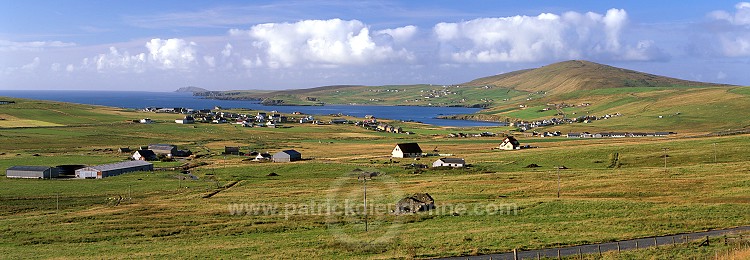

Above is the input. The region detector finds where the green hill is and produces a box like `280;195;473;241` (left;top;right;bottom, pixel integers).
466;60;733;94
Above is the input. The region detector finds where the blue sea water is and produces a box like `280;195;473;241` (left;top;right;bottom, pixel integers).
0;90;500;127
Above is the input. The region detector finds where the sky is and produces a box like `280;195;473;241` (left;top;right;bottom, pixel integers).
1;0;749;91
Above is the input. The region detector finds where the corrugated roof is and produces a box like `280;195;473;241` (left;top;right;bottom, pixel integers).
438;158;465;164
276;149;301;157
7;166;52;172
91;161;152;171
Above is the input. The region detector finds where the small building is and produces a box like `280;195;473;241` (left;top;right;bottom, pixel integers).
118;147;132;153
224;146;240;155
432;158;466;168
75;161;153;179
392;143;422;158
132;150;157;161
148;144;177;155
395;193;435;214
6;166;58;179
498;136;520;150
253;153;272;161
175;115;195;124
139;118;153;124
0;100;16;105
273;150;302;162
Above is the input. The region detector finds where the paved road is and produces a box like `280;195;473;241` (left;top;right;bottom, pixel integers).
439;226;750;260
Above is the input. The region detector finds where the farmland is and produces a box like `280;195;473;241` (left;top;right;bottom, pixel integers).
1;97;750;258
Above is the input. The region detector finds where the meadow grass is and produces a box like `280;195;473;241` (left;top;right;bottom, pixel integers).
1;99;750;259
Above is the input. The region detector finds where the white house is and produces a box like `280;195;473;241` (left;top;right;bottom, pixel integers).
139;118;152;124
392;143;422;158
432;158;466;168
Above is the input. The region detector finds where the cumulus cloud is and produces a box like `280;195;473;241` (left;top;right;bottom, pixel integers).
433;9;667;63
377;25;418;43
708;2;750;57
204;56;216;68
21;57;40;70
145;38;197;69
233;19;414;68
0;40;76;52
709;2;750;25
90;47;147;72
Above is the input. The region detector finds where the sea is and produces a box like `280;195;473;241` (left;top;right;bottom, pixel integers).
0;90;501;127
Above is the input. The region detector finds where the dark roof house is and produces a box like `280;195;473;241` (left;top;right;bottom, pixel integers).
392;143;423;158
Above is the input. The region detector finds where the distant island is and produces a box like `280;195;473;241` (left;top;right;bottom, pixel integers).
175;86;210;93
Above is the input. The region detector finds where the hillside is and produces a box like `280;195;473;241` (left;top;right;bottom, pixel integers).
466;60;733;94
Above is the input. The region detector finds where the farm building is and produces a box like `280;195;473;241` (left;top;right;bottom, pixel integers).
175;115;195;124
432;158;466;168
396;193;435;214
498;136;521;150
273;150;302;162
392;143;423;158
148;144;177;155
224;146;241;155
253;153;272;161
75;161;153;179
132;150;157;161
6;166;58;179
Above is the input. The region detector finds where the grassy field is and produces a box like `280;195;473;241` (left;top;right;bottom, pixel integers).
1;98;750;259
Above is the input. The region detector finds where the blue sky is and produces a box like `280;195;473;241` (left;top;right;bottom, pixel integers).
1;0;749;91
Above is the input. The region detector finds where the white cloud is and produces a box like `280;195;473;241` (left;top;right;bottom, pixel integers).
91;46;147;73
145;38;197;70
377;25;418;43
708;2;750;57
235;19;414;68
0;40;76;52
21;57;40;70
221;43;233;57
204;56;216;68
433;9;665;63
709;2;750;25
51;63;61;72
66;64;75;72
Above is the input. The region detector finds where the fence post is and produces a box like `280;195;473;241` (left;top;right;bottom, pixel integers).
672;236;676;245
706;236;710;247
636;240;639;249
558;249;561;260
654;237;657;246
513;248;518;260
617;242;620;252
578;248;582;259
537;252;540;260
598;245;601;256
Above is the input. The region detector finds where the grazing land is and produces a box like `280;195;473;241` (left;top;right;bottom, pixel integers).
1;95;750;259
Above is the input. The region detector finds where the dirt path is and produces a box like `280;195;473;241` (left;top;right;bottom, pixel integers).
438;226;750;260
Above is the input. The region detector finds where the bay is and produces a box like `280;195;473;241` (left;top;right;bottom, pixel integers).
0;90;500;127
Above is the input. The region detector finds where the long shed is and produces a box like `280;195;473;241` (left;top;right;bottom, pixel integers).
6;166;58;179
75;161;153;179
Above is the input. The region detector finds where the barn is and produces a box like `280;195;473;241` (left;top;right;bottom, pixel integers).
6;166;58;179
273;150;302;162
75;161;153;179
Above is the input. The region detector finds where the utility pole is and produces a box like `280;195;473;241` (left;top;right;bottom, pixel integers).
713;143;717;163
556;167;561;198
661;148;669;172
56;193;59;211
359;173;368;232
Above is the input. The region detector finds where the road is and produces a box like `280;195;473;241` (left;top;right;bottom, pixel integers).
438;226;750;260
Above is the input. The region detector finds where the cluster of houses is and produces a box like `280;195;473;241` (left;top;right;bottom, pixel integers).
512;113;622;132
5;161;153;179
447;132;497;138
566;132;674;138
222;146;302;163
391;143;467;168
